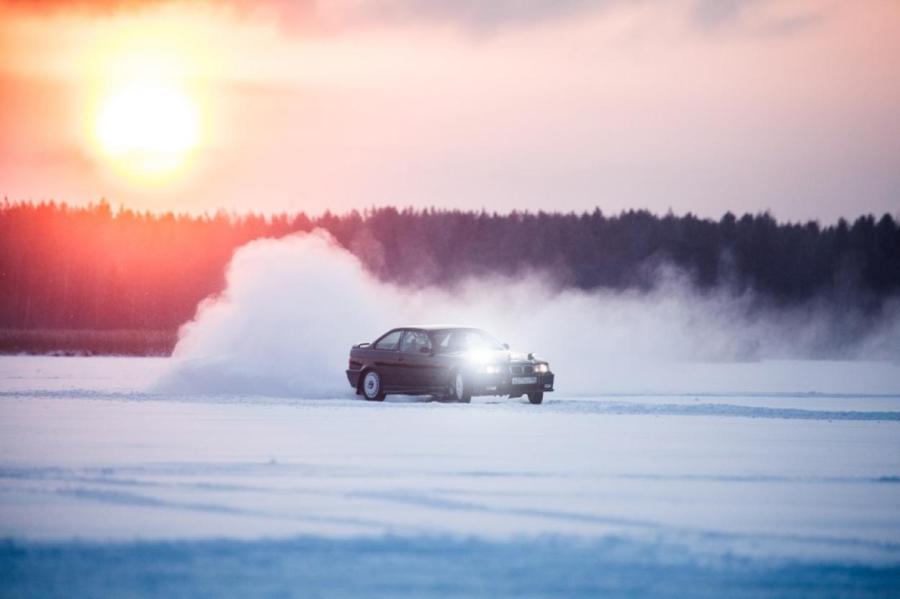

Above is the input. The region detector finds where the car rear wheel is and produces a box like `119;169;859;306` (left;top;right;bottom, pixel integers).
527;392;543;405
451;371;472;403
362;370;386;401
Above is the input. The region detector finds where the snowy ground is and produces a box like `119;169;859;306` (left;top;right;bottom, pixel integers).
2;356;900;597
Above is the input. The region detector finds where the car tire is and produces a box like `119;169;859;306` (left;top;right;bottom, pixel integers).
527;392;543;405
451;371;472;403
361;369;386;402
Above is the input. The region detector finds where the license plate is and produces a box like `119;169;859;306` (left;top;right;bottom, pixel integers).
512;376;537;385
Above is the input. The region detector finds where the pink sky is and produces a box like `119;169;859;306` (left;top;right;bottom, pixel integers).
1;0;898;221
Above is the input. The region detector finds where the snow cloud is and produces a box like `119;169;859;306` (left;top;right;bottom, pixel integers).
155;230;900;397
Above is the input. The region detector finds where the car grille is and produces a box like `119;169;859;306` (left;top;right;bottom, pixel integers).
509;364;534;375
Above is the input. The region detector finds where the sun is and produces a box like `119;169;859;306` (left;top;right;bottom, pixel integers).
95;82;200;180
78;19;217;185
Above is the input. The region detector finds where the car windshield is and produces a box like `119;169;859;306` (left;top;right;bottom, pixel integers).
432;329;505;353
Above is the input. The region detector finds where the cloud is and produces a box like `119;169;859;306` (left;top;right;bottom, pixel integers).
0;0;620;30
691;0;824;34
692;0;759;28
0;0;827;35
331;0;622;31
0;0;169;14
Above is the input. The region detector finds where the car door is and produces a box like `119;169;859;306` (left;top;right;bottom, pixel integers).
398;330;438;391
371;329;403;389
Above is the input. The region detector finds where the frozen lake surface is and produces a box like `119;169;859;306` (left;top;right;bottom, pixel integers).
2;356;900;597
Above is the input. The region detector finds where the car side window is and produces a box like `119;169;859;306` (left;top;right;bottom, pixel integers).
446;331;469;351
400;330;432;354
433;331;451;351
432;331;459;353
374;330;402;350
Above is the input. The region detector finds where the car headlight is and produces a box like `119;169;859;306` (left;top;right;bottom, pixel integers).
534;363;549;373
483;364;502;374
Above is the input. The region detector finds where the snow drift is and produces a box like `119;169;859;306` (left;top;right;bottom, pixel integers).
155;230;900;397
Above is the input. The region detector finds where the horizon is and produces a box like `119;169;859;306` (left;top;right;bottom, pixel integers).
3;196;898;226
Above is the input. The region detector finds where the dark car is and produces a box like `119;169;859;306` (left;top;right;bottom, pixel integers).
346;325;554;404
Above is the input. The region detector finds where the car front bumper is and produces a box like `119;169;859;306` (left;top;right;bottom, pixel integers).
471;372;554;396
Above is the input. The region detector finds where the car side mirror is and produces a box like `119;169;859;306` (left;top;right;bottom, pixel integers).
502;343;509;350
420;346;433;355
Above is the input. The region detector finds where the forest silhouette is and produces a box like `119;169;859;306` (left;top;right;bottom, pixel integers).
1;200;897;354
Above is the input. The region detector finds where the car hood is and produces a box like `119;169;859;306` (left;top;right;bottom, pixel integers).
442;349;538;363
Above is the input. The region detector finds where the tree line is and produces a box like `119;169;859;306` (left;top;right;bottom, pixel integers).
0;200;897;349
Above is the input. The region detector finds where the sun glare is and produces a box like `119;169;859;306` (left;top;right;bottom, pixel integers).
82;24;213;185
95;82;200;180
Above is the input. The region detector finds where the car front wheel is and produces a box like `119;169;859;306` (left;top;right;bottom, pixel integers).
527;392;543;405
362;370;386;401
451;371;472;403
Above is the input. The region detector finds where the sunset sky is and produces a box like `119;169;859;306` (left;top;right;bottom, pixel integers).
1;0;898;221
